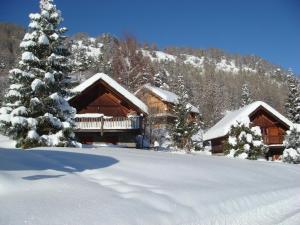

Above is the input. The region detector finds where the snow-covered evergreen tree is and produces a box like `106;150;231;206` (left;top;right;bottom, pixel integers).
282;127;300;163
241;83;252;107
170;75;199;151
0;0;76;148
153;67;170;90
285;69;300;123
224;122;267;160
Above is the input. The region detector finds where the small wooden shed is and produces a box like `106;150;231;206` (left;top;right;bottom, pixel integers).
203;101;293;160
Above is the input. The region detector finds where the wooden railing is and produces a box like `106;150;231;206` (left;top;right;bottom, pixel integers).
75;116;141;130
263;135;284;145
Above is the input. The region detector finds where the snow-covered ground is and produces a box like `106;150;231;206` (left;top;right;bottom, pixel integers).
0;135;300;225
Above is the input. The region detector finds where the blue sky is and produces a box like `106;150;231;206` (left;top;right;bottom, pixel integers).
1;0;299;74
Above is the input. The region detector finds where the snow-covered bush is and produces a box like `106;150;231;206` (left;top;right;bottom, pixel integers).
152;128;173;150
224;122;267;160
282;127;300;163
0;0;76;148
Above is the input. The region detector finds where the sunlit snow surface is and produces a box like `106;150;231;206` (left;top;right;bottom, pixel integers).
0;135;299;225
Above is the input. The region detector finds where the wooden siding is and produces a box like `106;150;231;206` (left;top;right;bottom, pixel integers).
69;80;144;117
211;137;226;154
135;91;172;115
69;79;145;145
249;106;288;145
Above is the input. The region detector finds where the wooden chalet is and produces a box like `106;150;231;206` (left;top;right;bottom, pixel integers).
203;101;293;160
68;73;148;147
135;84;200;129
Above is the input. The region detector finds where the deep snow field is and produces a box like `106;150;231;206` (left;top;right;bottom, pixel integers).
0;135;300;225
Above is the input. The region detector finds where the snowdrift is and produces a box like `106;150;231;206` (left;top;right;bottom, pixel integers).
0;135;300;225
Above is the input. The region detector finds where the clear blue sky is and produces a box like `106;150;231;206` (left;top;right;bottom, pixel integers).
1;0;299;74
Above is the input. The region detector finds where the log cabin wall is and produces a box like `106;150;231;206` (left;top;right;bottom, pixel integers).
211;137;227;154
69;80;142;117
249;107;288;145
135;91;172;114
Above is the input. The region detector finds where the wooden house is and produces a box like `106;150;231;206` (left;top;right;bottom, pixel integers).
203;101;293;160
134;84;200;129
68;73;148;147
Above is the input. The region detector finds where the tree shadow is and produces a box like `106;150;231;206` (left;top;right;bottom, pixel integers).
22;174;65;180
0;149;119;174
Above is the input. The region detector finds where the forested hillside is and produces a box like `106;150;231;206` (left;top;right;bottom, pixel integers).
0;23;291;127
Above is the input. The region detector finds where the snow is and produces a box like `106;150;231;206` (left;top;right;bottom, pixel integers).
41;10;50;18
41;131;64;146
6;89;21;97
228;136;237;146
38;34;49;45
216;59;240;73
183;54;205;68
10;106;27;116
204;101;293;141
44;113;62;128
246;133;253;143
135;84;200;113
75;113;104;118
72;39;102;59
0;136;300;225
86;46;102;58
28;21;41;29
29;13;41;20
23;32;36;41
27;130;39;140
141;49;176;62
27;118;38;129
71;73;148;114
31;79;43;91
10;84;23;90
44;72;55;83
50;33;59;40
11;116;27;126
30;83;43;95
22;51;39;62
20;40;36;48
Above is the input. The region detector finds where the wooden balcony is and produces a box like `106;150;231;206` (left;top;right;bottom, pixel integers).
75;115;141;131
263;135;284;145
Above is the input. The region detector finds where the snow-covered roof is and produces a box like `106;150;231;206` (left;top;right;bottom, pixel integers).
203;101;293;141
135;84;200;114
71;73;148;114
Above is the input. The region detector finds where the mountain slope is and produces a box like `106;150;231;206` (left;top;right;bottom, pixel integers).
0;23;290;126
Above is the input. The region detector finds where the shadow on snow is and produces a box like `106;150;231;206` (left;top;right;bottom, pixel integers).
0;149;119;176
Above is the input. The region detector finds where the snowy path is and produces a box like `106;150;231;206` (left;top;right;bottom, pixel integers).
0;137;300;224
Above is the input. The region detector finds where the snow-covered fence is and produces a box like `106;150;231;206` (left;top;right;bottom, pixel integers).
75;116;141;130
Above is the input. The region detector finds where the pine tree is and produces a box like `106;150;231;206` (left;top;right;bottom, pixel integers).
224;122;267;160
171;75;199;151
241;83;252;107
285;69;300;123
0;0;76;148
153;66;170;90
282;127;300;163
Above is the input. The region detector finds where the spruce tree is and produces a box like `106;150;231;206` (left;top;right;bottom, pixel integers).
224;122;267;160
285;69;300;123
241;83;252;107
171;75;199;151
0;0;76;148
282;127;300;163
